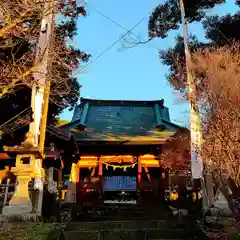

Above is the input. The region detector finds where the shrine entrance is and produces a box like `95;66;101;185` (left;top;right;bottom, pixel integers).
103;162;137;204
74;155;169;207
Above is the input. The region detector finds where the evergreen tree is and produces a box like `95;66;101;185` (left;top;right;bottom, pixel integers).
148;0;240;92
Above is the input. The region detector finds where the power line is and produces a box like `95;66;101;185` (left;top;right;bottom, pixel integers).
94;9;149;44
72;8;154;101
0;106;31;130
92;7;161;52
93;4;233;52
73;16;145;99
3;119;30;135
76;12;151;75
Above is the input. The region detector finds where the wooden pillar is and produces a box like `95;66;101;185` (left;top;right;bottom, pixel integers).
137;156;142;204
76;164;80;204
76;165;80;183
98;156;103;176
98;156;103;198
58;167;62;188
138;156;141;185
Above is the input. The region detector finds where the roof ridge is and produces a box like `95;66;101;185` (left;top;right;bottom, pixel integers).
80;98;165;104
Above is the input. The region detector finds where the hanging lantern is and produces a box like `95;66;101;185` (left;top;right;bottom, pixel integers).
106;165;108;170
123;167;127;172
113;167;116;171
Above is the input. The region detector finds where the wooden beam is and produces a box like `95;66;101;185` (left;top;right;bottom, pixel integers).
78;161;98;167
78;156;98;167
102;155;134;163
91;167;96;177
144;167;151;183
139;154;160;166
141;163;159;167
0;153;11;159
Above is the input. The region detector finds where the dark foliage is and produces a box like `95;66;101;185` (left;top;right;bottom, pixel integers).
148;0;225;39
203;13;240;45
160;35;207;91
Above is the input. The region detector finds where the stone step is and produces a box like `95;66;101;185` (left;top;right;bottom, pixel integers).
71;210;172;222
66;220;167;231
97;203;167;209
99;208;168;213
63;229;190;240
100;212;170;217
72;212;171;222
73;216;164;222
82;205;171;216
102;203;166;208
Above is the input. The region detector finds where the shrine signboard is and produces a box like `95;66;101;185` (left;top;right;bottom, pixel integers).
103;176;137;192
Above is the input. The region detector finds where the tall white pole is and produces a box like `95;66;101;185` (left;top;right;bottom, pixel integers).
179;0;212;212
179;0;203;181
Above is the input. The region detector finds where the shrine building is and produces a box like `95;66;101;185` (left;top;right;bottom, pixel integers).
60;98;189;204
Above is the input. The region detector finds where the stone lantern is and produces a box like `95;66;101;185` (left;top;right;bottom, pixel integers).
2;154;43;216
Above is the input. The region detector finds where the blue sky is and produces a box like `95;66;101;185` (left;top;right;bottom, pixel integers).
60;0;238;126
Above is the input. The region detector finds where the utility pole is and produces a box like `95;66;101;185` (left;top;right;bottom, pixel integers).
24;0;55;150
179;0;210;209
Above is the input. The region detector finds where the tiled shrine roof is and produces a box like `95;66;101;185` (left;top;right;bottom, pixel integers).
61;98;182;144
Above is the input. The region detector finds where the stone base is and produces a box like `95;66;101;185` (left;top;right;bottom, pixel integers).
210;207;232;217
0;212;38;222
2;204;32;215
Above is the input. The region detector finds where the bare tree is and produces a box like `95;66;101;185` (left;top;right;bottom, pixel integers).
192;44;240;188
164;44;240;238
0;0;88;104
168;43;240;215
188;44;240;221
170;43;240;192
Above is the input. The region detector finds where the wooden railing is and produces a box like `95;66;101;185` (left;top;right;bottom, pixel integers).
0;179;35;211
